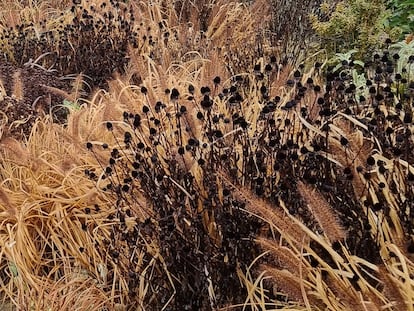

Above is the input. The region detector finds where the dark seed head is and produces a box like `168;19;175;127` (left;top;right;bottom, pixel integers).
170;88;180;100
366;156;375;166
133;114;141;127
340;137;348;146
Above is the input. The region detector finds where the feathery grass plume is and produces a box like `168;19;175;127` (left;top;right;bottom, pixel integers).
326;134;367;200
259;265;309;305
220;171;308;246
0;137;31;166
378;265;410;311
255;237;306;277
250;210;411;310
380;243;414;310
11;69;23;101
322;273;370;311
0;61;73;138
326;119;372;199
297;180;346;243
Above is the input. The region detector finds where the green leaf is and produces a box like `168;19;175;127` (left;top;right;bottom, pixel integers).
62;99;80;110
8;262;18;277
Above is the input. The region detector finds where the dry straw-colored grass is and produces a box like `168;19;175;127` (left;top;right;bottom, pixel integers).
239;183;414;310
0;101;162;309
0;0;413;310
0;0;275;307
236;107;414;310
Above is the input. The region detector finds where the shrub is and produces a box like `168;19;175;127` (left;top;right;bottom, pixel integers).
310;0;401;59
386;0;414;38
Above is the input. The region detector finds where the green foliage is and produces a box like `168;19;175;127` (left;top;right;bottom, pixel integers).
331;49;364;72
310;0;400;59
329;49;368;100
62;99;81;111
327;40;414;102
386;0;414;37
389;39;414;75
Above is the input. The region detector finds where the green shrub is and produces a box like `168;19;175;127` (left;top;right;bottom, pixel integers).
386;0;414;38
310;0;401;59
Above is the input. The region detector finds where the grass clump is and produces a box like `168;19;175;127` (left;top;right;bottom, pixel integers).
0;0;138;88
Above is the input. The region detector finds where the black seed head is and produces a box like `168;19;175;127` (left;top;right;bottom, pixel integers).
201;86;211;95
317;97;324;105
366;156;375;166
170;88;180;100
407;241;414;253
188;84;195;94
197;158;205;165
404;113;412;124
196;111;204;120
131;115;140;128
340;137;348;146
373;202;382;211
284;100;296;109
343;167;352;175
379;165;387;174
201;95;213;109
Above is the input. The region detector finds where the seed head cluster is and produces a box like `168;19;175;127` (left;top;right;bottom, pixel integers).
0;0;142;88
85;42;414;308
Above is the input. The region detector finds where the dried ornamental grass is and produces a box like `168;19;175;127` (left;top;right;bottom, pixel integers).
0;111;161;310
